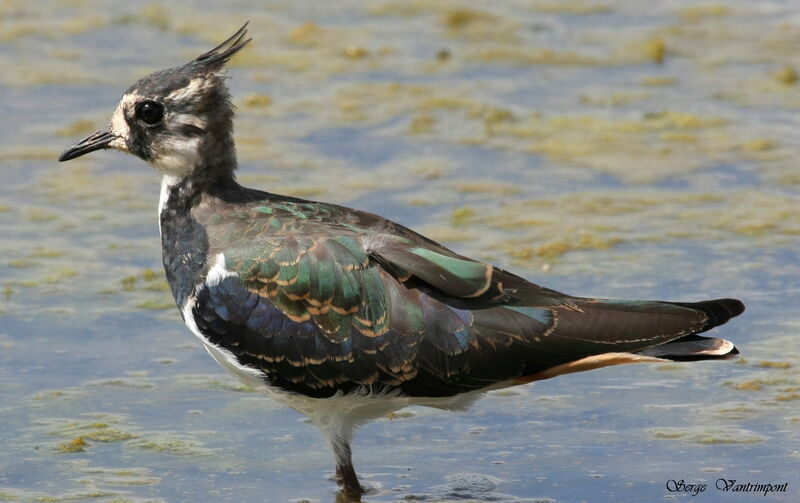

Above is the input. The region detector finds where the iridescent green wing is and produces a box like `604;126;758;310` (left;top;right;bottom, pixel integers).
364;231;572;308
215;198;570;338
214;201;392;341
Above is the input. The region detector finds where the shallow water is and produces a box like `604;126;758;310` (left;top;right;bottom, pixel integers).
1;0;798;501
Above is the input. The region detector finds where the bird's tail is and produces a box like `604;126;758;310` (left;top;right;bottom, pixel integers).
667;298;745;333
636;298;744;361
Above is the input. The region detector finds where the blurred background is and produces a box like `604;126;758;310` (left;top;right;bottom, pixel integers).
0;0;798;501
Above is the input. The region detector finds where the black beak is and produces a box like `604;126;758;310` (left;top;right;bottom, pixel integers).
58;129;118;162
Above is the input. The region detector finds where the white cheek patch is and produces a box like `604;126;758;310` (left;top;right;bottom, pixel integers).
109;105;129;142
109;91;142;143
149;136;201;176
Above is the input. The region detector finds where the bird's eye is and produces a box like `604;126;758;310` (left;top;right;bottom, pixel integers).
135;100;165;125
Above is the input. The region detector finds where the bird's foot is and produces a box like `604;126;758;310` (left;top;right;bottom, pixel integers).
334;464;364;501
335;486;364;502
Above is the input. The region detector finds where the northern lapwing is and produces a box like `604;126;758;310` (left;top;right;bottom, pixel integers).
59;23;744;498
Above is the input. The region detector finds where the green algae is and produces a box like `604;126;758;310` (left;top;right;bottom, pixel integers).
73;464;161;488
40;415;139;449
676;4;731;23
116;269;172;310
0;59;101;87
530;109;732;172
113;4;171;31
466;47;603;66
87;379;155;390
21;208;59;223
174;374;256;393
440;8;520;43
441;9;495;30
640;76;678;87
0;11;106;43
639;37;667;65
723;375;800;396
417;190;800;268
450;181;521;196
533;2;611;15
55;120;97;138
409;112;437;134
8;267;80;289
55;437;87;454
385;411;416;420
485;111;732;183
7;259;37;268
34;164;150;207
649;426;767;445
240;93;272;109
0;488;117;502
122;269;168;291
450;206;476;226
134;298;174;310
579;90;651;107
286;22;326;46
28;248;67;259
706;403;762;421
755;361;793;369
31;389;86;401
775;66;799;85
126;434;214;456
405;158;453;181
653;364;686;372
0;147;62;161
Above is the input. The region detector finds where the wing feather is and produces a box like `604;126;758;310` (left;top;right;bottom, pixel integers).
189;198;740;398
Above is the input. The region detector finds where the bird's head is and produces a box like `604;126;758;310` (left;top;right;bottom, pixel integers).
59;23;251;178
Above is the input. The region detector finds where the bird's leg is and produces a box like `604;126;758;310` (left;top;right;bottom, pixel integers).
330;436;363;498
337;448;362;497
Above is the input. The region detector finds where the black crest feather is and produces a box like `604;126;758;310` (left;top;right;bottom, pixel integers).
193;22;251;70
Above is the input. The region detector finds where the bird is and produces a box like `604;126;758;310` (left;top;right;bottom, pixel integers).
59;23;744;499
